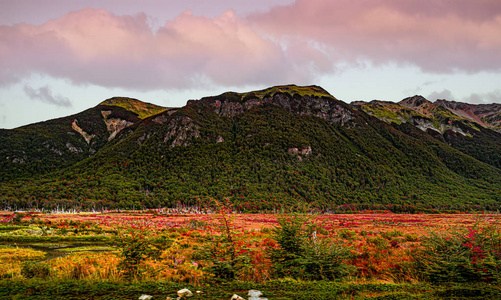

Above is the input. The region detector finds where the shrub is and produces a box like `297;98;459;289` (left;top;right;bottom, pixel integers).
21;262;50;278
412;223;501;283
367;237;390;250
199;199;252;282
267;213;355;280
381;230;403;239
12;213;26;224
338;229;356;240
114;225;162;280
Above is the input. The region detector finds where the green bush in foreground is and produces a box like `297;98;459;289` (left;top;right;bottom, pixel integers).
267;213;355;280
21;262;50;279
413;223;501;283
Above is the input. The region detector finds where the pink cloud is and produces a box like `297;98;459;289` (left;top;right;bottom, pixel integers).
251;0;501;73
1;1;501;91
0;8;287;89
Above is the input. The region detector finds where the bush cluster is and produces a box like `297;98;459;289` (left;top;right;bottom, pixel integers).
413;223;501;283
267;213;355;280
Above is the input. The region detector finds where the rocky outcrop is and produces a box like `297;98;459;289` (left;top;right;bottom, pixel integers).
399;95;430;109
153;109;178;124
411;117;469;136
101;110;134;141
71;119;94;144
288;145;313;161
153;115;168;124
65;142;82;153
164;116;201;147
207;91;354;125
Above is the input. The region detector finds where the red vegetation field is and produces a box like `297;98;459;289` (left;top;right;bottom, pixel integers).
1;211;500;283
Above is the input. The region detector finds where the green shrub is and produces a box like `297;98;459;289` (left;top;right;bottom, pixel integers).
367;236;390;250
404;233;420;242
412;224;501;283
267;213;355;280
198;199;252;282
21;262;50;279
381;230;403;239
337;229;356;240
113;226;162;280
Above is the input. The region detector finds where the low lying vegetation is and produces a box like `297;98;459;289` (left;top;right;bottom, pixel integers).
0;209;500;299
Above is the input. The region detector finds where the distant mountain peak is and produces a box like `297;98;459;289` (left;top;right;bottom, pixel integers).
200;84;336;104
398;95;431;108
98;97;167;119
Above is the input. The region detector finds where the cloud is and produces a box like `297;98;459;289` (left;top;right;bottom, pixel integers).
23;85;72;107
0;8;290;89
251;0;501;73
463;90;501;104
427;89;501;104
1;1;501;91
428;89;455;101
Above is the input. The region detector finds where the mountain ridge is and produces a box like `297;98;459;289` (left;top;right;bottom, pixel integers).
1;85;501;212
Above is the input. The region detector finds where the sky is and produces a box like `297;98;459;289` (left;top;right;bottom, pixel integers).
1;0;501;129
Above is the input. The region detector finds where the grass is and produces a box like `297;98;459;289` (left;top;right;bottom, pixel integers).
54;246;116;252
0;279;499;299
99;97;168;119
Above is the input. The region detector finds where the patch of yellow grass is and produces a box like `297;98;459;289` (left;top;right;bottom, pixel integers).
47;252;121;280
0;247;46;278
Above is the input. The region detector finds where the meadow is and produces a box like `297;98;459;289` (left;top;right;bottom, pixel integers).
0;208;500;299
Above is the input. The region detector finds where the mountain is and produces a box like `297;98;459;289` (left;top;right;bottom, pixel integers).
1;86;501;212
435;100;501;132
353;96;501;169
0;97;167;181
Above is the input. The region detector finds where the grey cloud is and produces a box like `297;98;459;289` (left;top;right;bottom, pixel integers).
463;90;501;104
427;89;455;101
23;85;72;107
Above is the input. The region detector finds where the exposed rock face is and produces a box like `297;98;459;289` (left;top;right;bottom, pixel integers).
288;145;312;161
248;290;268;300
104;118;133;141
212;100;245;117
411;117;469;136
266;93;354;125
152;115;168;124
162;88;356;149
164;116;201;147
42;141;64;155
152;109;178;124
65;142;82;153
207;92;353;125
101;110;134;141
71;120;94;144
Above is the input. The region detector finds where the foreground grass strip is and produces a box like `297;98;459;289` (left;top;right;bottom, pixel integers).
1;279;498;300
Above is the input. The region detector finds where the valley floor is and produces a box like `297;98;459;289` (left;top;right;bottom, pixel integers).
0;211;500;299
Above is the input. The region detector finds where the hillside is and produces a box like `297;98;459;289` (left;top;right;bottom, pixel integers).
1;86;501;212
354;97;501;169
0;97;166;181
